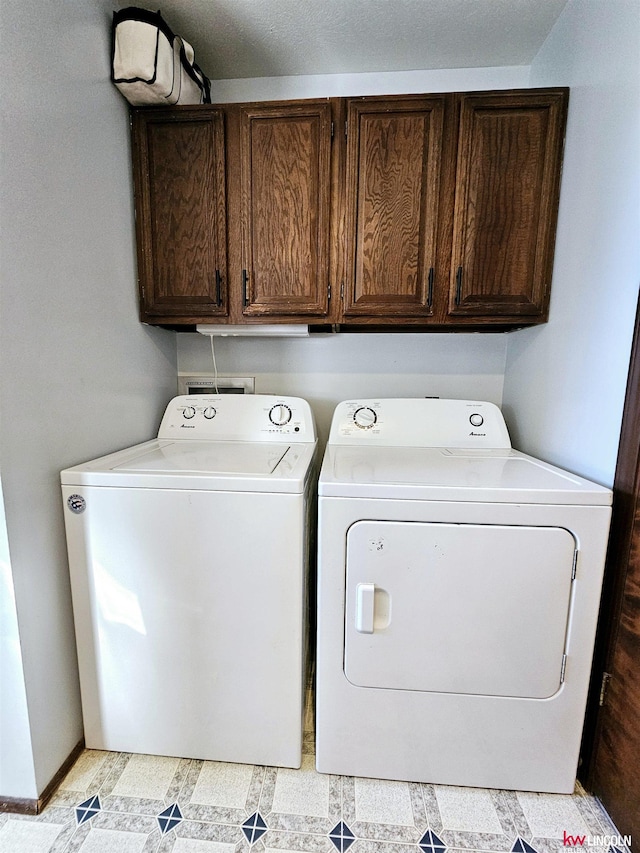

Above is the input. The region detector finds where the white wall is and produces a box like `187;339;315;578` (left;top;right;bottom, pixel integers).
178;64;531;438
502;0;640;486
208;65;529;102
179;332;508;443
0;1;177;798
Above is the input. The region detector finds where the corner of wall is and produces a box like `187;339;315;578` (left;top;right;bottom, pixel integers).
0;478;38;800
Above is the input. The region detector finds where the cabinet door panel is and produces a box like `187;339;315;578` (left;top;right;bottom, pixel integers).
240;103;332;317
343;97;446;318
133;112;228;321
449;90;567;318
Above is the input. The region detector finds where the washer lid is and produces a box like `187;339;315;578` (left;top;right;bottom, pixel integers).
115;441;290;474
61;439;316;493
319;446;612;505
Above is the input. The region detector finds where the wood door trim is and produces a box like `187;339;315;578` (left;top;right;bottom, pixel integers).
580;289;640;801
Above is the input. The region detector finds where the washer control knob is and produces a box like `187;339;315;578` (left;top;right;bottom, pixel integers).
469;413;484;427
183;406;196;420
203;406;216;420
269;404;292;426
353;406;377;429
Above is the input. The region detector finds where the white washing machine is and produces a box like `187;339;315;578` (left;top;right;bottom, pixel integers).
316;398;612;793
62;394;317;768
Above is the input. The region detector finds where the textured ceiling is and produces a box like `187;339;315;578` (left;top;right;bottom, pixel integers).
115;0;569;80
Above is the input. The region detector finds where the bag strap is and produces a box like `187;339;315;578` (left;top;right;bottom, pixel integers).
194;62;211;103
112;7;175;43
177;39;211;103
111;8;176;85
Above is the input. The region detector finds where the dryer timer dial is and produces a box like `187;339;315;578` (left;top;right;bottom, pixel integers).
353;407;377;429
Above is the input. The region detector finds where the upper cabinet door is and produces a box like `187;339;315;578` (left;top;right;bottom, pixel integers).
342;96;447;319
132;111;228;323
449;89;568;319
239;102;333;317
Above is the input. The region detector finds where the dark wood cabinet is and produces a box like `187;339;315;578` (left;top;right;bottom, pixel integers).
448;90;568;321
132;110;228;324
130;87;568;330
238;102;334;318
342;96;447;319
339;88;568;327
132;101;336;325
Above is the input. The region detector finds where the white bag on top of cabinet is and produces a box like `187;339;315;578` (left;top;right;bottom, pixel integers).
111;7;211;106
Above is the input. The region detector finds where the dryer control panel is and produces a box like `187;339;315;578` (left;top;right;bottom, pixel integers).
158;395;316;442
329;399;511;449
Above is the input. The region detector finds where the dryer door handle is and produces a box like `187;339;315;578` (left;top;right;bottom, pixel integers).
355;583;376;634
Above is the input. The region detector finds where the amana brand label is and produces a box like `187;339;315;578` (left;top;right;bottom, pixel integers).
67;494;86;514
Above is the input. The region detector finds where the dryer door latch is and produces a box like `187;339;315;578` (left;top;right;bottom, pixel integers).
355;583;376;634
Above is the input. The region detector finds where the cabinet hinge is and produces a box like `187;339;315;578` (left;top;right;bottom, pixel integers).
599;671;612;706
560;653;567;683
345;120;348;138
328;283;332;301
340;281;345;300
331;121;334;139
571;548;579;580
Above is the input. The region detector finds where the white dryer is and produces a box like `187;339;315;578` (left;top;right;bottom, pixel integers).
315;398;612;793
62;394;317;768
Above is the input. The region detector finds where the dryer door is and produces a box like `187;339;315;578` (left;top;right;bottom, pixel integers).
344;520;576;699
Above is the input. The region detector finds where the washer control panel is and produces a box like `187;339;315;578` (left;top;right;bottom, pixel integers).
329;399;511;449
158;395;316;442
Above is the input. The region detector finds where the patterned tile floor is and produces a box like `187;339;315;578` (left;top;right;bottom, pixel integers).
0;693;627;853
